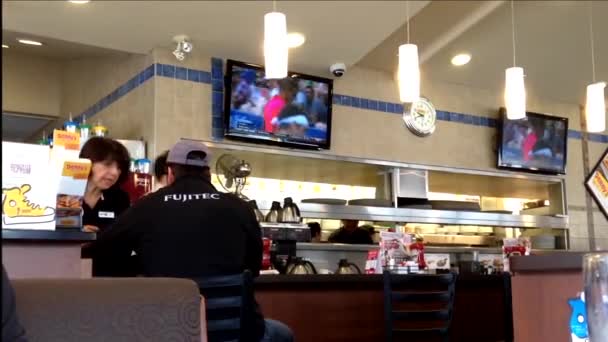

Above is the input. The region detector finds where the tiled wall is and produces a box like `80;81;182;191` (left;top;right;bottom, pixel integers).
2;50;62;117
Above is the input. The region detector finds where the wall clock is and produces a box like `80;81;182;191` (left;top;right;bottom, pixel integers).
403;97;437;137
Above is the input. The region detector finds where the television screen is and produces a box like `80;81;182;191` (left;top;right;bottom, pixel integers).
224;60;333;149
498;108;568;174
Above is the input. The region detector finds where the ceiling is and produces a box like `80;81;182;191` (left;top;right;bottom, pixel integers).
2;0;428;75
360;0;608;105
2;1;606;105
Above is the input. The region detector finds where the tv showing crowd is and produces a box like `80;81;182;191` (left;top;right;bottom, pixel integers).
228;66;331;145
501;115;567;172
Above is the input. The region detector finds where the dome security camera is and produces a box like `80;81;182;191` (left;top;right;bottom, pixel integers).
181;41;193;53
330;63;346;77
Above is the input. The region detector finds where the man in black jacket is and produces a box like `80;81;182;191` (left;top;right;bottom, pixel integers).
2;265;27;342
91;139;292;342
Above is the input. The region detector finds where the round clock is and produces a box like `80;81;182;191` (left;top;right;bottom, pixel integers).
403;97;437;137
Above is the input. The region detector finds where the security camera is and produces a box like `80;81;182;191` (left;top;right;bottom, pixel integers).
330;63;346;77
172;34;192;61
172;49;185;61
181;41;193;53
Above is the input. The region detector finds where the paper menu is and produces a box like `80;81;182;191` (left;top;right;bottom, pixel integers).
2;142;57;230
55;159;91;228
425;253;451;270
53;129;80;151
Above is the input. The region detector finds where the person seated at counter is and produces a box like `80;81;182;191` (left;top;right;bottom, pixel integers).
153;150;169;191
88;139;294;342
328;220;374;245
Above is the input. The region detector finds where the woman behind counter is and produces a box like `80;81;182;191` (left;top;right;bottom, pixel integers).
79;137;131;234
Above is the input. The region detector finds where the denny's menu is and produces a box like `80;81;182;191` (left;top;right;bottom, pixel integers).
586;148;608;218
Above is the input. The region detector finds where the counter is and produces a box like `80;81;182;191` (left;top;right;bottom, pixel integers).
2;228;96;279
509;252;590;342
255;274;513;342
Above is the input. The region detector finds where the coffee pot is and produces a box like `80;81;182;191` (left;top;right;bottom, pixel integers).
286;257;317;275
265;201;282;223
280;197;301;223
248;200;265;223
335;259;362;274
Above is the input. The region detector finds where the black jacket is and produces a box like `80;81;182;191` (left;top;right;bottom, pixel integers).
2;266;27;342
90;176;264;338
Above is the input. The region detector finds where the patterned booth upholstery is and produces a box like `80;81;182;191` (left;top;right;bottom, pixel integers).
12;278;206;342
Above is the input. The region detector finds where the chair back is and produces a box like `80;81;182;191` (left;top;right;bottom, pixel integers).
191;271;255;342
383;271;457;342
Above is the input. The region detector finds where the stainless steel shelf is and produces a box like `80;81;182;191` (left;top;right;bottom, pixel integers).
297;242;504;254
258;202;569;229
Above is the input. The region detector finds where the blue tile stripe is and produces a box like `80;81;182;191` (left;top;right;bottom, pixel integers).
68;59;605;145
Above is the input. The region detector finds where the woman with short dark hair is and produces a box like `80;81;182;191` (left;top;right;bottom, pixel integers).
79;137;131;234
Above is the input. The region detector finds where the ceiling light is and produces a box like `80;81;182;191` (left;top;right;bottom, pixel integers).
264;11;288;79
398;1;420;103
2;44;8;49
68;0;90;4
584;2;605;133
451;53;471;66
504;0;526;120
17;39;43;46
287;33;305;48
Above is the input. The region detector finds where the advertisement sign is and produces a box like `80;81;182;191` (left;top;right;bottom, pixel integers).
585;148;608;219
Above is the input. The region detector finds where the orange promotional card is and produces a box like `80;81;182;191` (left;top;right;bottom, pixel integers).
53;129;80;151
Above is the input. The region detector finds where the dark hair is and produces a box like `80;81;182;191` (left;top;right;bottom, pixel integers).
168;164;212;182
307;222;321;238
154;150;169;181
79;137;131;185
278;78;298;93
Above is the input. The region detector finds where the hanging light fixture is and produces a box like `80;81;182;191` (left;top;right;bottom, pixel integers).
264;0;288;79
585;1;606;133
504;0;526;120
398;1;420;103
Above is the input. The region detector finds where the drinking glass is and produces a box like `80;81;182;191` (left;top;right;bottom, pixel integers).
584;253;608;341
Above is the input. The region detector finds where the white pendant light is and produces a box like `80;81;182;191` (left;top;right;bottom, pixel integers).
586;82;607;132
504;0;526;120
398;1;420;103
585;2;606;133
264;1;288;79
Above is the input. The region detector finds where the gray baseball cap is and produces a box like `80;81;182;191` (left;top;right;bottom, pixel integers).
167;139;211;167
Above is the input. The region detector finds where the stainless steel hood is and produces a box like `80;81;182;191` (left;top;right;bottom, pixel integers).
257;202;569;230
2;111;56;142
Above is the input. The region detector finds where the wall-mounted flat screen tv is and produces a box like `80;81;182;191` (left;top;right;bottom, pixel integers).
223;59;333;150
497;108;568;174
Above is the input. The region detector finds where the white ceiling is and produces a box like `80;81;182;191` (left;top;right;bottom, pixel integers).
360;0;608;105
2;0;428;75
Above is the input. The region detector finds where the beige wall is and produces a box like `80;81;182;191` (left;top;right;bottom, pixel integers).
2;50;62;117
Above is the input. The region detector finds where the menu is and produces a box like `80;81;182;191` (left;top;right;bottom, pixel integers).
2;142;57;230
586;148;608;218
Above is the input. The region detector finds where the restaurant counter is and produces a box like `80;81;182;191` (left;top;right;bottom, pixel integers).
509;252;589;342
2;228;96;279
255;273;513;342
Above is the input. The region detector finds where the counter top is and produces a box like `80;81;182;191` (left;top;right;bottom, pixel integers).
509;252;598;273
297;242;503;254
2;228;96;242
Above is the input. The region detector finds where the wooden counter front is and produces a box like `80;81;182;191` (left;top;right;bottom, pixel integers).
509;253;588;342
255;274;513;342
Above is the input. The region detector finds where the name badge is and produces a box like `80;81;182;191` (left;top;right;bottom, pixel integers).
98;211;115;219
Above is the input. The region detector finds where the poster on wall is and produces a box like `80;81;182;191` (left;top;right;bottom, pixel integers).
585;147;608;219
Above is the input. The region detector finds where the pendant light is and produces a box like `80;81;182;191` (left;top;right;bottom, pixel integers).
264;0;288;79
398;1;420;103
504;0;526;120
585;1;606;133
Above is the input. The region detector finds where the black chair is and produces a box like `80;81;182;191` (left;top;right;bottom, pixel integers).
383;271;457;342
191;271;256;342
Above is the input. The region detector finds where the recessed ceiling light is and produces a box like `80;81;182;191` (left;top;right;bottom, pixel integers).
17;39;43;46
68;0;90;4
2;44;8;49
451;53;471;66
287;33;306;48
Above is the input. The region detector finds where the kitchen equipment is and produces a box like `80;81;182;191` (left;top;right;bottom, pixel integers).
265;201;282;223
215;154;251;199
78;115;91;144
301;198;347;205
280;197;301;223
92;122;108;137
584;253;608;341
286;257;317;275
335;259;362;274
249;200;265;223
63;114;78;133
348;198;393;207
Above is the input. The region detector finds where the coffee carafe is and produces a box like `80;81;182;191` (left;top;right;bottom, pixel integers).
265;201;282;223
286;257;317;275
248;200;265;223
280;197;301;223
335;259;362;274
